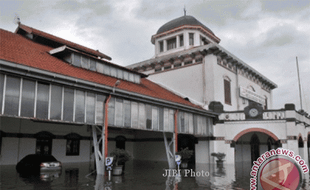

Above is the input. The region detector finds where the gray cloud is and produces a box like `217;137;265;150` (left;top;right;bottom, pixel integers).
1;0;309;112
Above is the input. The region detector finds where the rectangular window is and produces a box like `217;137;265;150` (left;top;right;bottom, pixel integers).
4;76;20;116
75;90;85;122
63;87;74;122
146;104;152;129
123;71;129;81
81;56;89;69
0;74;4;113
169;109;174;132
50;85;62;120
139;103;146;129
189;33;194;45
224;79;231;105
179;35;184;47
152;107;158;130
110;67;117;77
66;139;80;156
89;59;96;71
129;73;134;82
108;98;115;126
179;112;185;133
96;95;105;124
96;63;104;74
188;113;194;134
159;41;164;52
73;53;81;67
103;64;110;75
86;92;96;124
131;102;138;128
36;83;49;119
163;108;169;131
117;69;123;79
124;100;131;127
158;107;164;131
21;79;35;117
115;98;123;127
167;38;176;50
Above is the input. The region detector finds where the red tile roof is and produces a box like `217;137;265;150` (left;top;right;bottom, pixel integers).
16;24;112;61
0;28;205;111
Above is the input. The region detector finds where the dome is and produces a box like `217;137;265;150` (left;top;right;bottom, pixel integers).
156;15;214;35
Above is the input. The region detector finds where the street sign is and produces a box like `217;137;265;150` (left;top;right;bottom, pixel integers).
105;157;113;166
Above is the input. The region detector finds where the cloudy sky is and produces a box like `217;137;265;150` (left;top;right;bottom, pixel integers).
1;0;309;112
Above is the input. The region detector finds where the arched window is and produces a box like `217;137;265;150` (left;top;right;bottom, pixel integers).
65;133;81;156
35;131;55;155
224;76;231;105
299;136;304;148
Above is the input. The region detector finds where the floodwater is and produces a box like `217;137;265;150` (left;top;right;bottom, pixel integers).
1;160;310;190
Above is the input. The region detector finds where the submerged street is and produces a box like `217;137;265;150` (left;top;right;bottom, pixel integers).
1;160;310;190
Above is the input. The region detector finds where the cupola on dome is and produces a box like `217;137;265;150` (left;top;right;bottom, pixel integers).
156;15;214;35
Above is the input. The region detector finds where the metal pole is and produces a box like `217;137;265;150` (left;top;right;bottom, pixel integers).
296;57;303;110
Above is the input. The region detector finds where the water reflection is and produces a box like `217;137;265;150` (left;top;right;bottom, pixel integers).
2;161;310;189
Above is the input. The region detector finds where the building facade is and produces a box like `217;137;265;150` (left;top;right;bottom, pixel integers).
0;24;218;169
127;14;310;170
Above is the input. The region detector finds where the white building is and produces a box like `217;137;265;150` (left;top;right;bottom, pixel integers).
127;14;310;171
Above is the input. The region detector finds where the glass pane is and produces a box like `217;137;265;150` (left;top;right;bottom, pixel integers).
178;112;185;133
73;53;81;67
129;73;134;82
86;92;95;124
90;59;96;71
146;104;152;129
36;83;49;119
63;88;74;122
110;67;117;77
4;76;20;116
139;103;146;129
123;71;129;81
81;56;89;69
158;107;164;131
163;108;169;131
169;109;174;132
50;85;62;120
188;113;194;134
21;79;35;117
0;74;4;113
75;90;85;123
124;100;131;127
96;63;104;73
184;112;189;133
108;98;115;126
134;75;140;83
115;98;123;127
131;102;138;128
96;94;105;124
117;69;123;79
103;64;110;75
152;107;158;131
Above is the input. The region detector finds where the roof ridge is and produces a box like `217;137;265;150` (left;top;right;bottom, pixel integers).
17;24;112;61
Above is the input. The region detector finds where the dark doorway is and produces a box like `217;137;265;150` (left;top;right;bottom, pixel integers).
115;136;126;150
250;134;260;163
178;134;196;167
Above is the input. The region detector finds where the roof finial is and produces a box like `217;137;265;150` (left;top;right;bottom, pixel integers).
184;5;186;16
14;13;21;25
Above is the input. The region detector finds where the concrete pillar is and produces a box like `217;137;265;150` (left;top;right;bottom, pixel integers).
163;40;167;52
